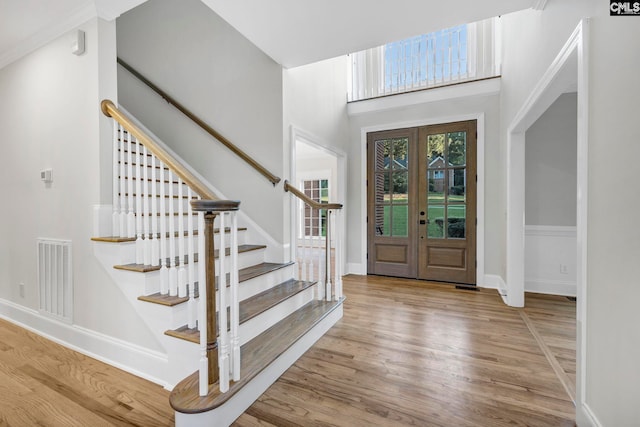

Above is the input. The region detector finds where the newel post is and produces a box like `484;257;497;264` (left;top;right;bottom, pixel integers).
190;199;241;392
203;211;219;385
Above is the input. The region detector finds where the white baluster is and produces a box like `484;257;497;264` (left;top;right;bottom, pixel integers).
119;128;127;236
218;212;229;393
135;140;144;264
126;132;135;238
335;209;343;300
187;188;196;329
177;181;187;298
112;124;120;237
300;199;306;281
143;145;151;265
168;170;178;296
150;155;159;266
317;219;325;300
325;210;332;302
306;207;313;283
159;161;169;295
230;211;240;381
197;212;208;397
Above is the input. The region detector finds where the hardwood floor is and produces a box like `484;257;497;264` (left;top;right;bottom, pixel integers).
234;275;576;427
0;318;174;426
0;275;576;426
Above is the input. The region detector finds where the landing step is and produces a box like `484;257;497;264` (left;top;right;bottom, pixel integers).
164;278;316;344
137;262;293;307
113;244;266;272
169;298;344;414
91;227;246;243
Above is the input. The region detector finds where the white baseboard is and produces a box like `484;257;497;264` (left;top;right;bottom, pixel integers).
525;277;576;296
346;263;365;275
483;274;508;305
0;297;170;388
577;402;603;427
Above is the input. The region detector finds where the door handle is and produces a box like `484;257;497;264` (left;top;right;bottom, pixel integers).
419;220;426;225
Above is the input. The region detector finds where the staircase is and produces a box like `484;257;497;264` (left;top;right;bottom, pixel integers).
92;100;344;426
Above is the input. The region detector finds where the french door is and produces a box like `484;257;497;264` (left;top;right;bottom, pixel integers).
367;121;477;284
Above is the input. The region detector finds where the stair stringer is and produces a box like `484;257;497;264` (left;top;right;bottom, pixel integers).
174;303;343;427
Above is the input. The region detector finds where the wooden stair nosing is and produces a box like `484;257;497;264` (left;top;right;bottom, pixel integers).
112;244;266;272
164;278;316;343
138;262;293;308
91;227;246;243
169;298;344;413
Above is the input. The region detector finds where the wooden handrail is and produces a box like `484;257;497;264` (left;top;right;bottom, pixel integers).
284;180;343;210
101;99;217;200
117;58;281;186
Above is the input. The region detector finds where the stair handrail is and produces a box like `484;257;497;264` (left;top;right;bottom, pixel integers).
284;180;343;302
283;180;343;210
117;57;281;186
101;99;217;200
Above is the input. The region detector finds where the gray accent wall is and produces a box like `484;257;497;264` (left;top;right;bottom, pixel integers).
525;92;577;226
116;0;285;242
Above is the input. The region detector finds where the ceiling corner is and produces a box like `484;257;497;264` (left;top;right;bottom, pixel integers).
94;0;148;21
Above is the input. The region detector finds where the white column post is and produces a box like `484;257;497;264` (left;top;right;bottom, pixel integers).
218;212;229;393
177;181;187;298
150;155;159;266
187;189;196;329
126;132;135;238
230;211;240;381
118;127;127;236
159;161;169;295
168;170;178;296
197;212;208;397
142;145;151;265
112;123;120;237
134;140;144;264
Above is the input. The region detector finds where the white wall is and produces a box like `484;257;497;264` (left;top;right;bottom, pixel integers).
501;0;640;424
525;92;577;226
116;0;285;243
584;15;640;426
0;18;162;351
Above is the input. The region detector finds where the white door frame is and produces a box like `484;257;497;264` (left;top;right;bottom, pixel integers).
289;125;347;271
505;19;589;423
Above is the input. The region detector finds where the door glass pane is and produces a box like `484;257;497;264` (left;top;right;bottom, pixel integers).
428;205;444;239
375;140;391;170
427;134;445;167
447;205;466;239
392;205;408;237
428;169;445;203
392;171;408;201
447;132;466;166
448;169;466;202
392;138;409;169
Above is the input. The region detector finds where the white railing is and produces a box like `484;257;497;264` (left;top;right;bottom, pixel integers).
286;181;343;302
348;17;500;101
103;100;241;396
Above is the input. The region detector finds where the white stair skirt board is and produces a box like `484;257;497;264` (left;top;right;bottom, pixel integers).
174;303;343;427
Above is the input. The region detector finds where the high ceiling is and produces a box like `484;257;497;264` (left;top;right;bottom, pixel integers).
0;0;539;70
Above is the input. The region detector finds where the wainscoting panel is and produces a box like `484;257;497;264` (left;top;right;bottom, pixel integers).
524;226;576;296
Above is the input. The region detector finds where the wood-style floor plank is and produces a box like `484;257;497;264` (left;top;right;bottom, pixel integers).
235;275;576;427
0;318;174;426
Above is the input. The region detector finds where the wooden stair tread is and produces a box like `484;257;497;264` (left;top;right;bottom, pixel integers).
169;298;344;413
164;278;315;342
112;244;266;272
239;279;315;324
165;325;199;342
91;227;246;243
138;263;292;307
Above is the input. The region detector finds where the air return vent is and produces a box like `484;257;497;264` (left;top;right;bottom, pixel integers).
37;239;73;323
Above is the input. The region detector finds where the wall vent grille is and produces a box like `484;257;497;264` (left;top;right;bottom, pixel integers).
37;238;73;323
